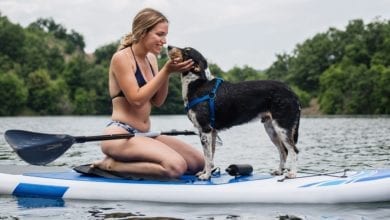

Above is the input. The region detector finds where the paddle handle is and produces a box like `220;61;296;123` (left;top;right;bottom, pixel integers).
74;133;135;143
161;130;197;136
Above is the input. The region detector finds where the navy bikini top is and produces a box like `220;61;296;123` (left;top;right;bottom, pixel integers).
111;47;155;99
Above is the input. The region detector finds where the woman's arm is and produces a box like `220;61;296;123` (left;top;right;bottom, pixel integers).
111;52;167;107
150;56;195;107
112;52;193;107
150;55;169;107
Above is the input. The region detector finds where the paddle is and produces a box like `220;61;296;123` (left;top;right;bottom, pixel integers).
4;129;197;166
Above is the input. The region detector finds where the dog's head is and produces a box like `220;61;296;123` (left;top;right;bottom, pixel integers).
167;45;213;80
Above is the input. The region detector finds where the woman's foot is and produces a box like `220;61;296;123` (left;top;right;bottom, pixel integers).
91;157;115;171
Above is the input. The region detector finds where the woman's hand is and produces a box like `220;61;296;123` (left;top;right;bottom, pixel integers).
164;58;194;74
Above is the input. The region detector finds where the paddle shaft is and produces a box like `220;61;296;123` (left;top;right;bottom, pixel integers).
74;130;197;143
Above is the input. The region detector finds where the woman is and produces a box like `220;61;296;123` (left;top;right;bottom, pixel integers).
93;8;204;179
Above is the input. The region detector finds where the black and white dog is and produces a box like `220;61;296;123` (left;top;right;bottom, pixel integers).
168;46;301;180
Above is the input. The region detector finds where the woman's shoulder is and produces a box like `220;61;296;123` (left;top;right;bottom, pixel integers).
111;49;132;65
110;48;134;73
111;49;127;61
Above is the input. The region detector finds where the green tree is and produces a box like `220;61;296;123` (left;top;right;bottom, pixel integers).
209;63;225;78
62;55;90;99
94;42;118;65
67;30;86;51
53;77;73;114
225;65;265;82
0;72;28;115
265;53;291;81
319;61;389;114
28;17;85;53
26;69;68;114
267;18;390;114
73;88;97;115
84;64;110;114
47;47;66;79
20;30;50;78
0;53;21;74
152;74;185;114
1;15;389;115
375;65;390;114
0;15;25;63
288;30;341;94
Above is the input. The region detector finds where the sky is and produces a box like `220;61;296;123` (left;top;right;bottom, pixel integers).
1;0;389;71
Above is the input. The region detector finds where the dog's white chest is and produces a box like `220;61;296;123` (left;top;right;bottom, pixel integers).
181;73;199;103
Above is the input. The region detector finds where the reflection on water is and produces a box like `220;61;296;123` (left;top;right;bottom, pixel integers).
0;115;389;219
1;195;389;219
16;197;65;208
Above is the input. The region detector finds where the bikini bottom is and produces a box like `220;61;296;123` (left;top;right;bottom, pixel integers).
106;120;140;134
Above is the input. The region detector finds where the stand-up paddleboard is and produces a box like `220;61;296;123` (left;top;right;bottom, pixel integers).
0;165;389;204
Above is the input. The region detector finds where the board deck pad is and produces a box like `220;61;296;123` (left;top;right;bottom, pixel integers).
22;167;274;185
73;164;137;179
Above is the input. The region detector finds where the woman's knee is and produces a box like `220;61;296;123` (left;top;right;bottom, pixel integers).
162;158;188;179
100;140;129;160
192;159;205;174
185;151;205;174
100;143;115;157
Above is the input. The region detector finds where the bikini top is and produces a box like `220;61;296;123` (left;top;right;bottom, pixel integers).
111;47;155;99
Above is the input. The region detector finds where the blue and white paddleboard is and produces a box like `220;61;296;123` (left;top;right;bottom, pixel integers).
0;165;389;204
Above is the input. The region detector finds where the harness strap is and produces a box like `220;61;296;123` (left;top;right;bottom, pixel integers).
185;78;224;128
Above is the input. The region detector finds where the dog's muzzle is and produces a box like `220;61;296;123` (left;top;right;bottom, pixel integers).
168;47;183;62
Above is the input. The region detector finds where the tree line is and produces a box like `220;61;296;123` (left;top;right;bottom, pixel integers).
266;18;389;114
0;13;388;116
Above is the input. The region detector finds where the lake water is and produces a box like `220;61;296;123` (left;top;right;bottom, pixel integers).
0;115;389;219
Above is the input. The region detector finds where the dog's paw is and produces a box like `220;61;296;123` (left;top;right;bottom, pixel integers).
271;170;283;176
197;173;211;180
196;169;211;180
195;170;205;177
286;171;297;179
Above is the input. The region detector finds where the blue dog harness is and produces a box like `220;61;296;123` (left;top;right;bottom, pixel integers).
185;78;224;128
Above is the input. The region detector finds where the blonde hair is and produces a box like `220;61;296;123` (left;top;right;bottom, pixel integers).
118;8;168;51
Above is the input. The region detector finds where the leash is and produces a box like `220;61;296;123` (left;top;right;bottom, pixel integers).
185;78;224;129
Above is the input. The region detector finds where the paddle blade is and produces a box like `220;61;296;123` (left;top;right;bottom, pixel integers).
4;130;75;165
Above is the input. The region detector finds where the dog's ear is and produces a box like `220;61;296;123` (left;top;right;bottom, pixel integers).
168;45;182;52
185;48;208;73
